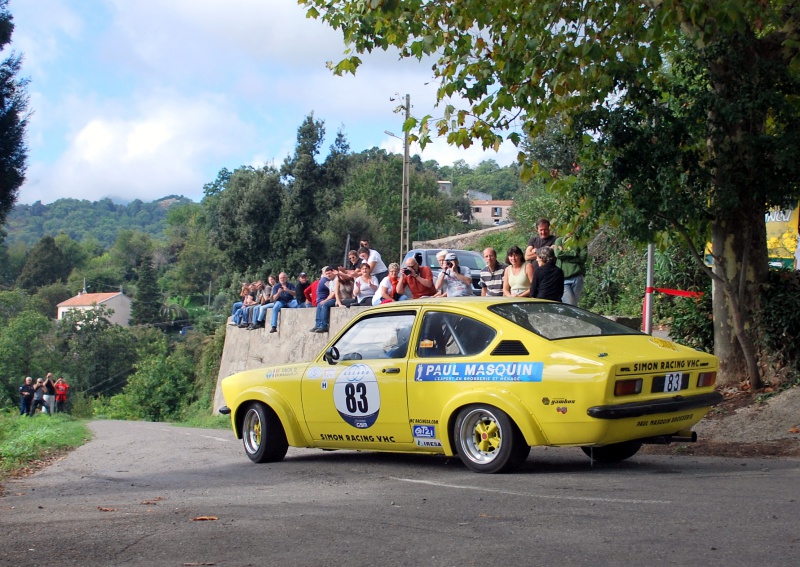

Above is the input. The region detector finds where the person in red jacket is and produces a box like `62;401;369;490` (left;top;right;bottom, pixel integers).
304;279;320;307
55;377;70;413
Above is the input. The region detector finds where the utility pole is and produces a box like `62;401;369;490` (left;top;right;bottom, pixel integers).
401;94;411;257
386;94;412;257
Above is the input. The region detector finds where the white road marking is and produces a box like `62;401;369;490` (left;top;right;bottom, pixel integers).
391;477;671;504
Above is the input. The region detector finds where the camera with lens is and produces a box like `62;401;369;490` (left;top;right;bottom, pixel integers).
445;260;454;268
402;267;412;275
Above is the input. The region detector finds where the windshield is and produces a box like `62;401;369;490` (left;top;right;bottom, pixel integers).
423;250;485;271
489;302;643;340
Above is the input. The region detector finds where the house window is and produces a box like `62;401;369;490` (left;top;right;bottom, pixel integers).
491;207;503;217
473;207;482;213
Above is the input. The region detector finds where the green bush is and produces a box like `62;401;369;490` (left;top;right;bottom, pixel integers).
755;269;800;387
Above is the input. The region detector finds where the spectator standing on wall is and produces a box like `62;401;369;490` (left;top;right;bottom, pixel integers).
359;238;389;282
524;218;557;264
479;247;506;297
554;233;588;306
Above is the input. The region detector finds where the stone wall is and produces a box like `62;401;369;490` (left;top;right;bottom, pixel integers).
412;222;516;251
213;306;369;413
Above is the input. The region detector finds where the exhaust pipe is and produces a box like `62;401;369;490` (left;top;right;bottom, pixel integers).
641;429;698;445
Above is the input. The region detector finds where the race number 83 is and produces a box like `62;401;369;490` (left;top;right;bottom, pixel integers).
333;364;381;429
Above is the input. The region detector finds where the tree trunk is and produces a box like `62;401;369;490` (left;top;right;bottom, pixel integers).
711;207;767;388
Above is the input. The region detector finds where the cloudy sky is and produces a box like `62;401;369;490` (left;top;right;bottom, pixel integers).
10;0;517;206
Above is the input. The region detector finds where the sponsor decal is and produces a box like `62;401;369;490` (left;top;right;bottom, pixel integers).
333;364;380;429
415;439;443;448
632;359;701;372
409;418;439;425
649;337;679;351
412;425;436;438
636;413;694;427
414;362;543;382
323;368;336;379
321;380;328;390
542;397;576;405
265;367;296;379
307;366;322;379
556;407;568;414
319;433;396;443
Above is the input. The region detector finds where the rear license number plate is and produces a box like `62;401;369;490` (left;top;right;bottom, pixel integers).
651;372;688;393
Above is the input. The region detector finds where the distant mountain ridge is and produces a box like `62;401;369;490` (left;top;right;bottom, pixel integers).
3;195;193;248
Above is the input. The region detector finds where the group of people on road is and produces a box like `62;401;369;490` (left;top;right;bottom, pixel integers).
18;372;70;416
479;217;587;305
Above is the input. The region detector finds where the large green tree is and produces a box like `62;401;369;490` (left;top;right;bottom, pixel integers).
272;114;351;274
302;0;800;387
214;165;284;274
0;0;28;229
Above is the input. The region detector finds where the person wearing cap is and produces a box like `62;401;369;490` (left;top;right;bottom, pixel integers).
18;376;34;416
311;266;337;333
295;272;312;307
435;252;472;297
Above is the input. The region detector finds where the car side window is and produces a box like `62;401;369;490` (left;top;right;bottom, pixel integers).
333;313;416;360
416;311;496;357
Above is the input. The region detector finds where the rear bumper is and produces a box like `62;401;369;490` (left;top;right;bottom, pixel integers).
587;391;723;419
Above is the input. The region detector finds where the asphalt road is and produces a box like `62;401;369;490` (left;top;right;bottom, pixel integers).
1;420;798;567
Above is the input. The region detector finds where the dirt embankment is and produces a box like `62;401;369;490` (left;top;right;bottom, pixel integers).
645;385;800;458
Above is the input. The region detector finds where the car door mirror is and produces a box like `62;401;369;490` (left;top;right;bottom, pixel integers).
323;346;340;365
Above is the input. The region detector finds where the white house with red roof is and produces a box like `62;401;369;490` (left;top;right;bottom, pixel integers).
57;292;132;327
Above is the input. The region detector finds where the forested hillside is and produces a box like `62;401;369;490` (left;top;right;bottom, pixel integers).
4;196;193;248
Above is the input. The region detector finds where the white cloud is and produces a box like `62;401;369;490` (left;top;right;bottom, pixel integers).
13;0;519;206
19;92;254;204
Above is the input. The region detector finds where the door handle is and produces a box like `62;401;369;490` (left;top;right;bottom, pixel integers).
382;368;401;374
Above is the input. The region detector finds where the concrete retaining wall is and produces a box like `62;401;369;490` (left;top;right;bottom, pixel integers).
212;305;369;413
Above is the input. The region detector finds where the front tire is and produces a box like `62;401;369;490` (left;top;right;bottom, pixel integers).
581;440;642;463
453;405;530;473
241;402;288;463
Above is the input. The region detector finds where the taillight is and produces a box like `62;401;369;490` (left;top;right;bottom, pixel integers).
697;371;717;388
614;378;642;396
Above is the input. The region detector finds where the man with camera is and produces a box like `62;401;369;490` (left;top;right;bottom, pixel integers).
435;252;472;297
398;258;436;299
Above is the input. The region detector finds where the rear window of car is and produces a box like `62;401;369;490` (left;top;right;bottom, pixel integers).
488;302;643;340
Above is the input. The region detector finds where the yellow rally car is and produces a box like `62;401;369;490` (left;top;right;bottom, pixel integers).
219;298;722;473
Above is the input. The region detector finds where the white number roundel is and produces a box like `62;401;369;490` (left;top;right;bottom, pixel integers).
333;364;381;429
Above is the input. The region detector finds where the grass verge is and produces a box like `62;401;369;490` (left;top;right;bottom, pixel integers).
0;410;91;483
177;414;230;429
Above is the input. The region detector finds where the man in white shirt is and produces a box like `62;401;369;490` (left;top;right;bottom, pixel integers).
435;252;472;297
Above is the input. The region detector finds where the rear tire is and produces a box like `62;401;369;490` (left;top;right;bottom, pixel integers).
241;402;288;463
581;440;642;463
453;404;530;473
